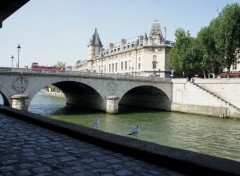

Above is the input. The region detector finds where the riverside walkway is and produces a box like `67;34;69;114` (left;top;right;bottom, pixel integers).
0;113;183;176
0;107;239;176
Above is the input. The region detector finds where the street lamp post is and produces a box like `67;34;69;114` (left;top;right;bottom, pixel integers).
11;55;14;68
170;69;174;78
17;44;21;68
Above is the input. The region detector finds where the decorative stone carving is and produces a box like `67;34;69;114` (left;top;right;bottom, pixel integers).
107;82;117;95
12;76;28;93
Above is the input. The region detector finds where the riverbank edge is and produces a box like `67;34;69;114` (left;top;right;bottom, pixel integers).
0;106;239;176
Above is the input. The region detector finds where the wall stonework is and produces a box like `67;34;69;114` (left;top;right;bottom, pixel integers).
194;78;240;109
172;78;240;118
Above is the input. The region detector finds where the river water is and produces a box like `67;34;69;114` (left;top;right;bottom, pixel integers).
1;91;240;162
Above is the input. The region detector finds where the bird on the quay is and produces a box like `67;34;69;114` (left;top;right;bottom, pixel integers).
128;125;141;138
92;118;99;128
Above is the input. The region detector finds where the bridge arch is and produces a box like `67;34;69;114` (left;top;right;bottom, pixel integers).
28;80;106;112
0;85;11;106
53;81;106;111
119;85;171;111
0;92;10;106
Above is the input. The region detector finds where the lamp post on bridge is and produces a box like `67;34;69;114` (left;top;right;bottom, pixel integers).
17;44;21;68
11;55;14;68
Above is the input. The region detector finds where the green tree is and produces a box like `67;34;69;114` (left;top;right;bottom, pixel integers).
170;28;200;77
170;3;240;78
196;26;220;77
55;61;66;68
212;3;240;73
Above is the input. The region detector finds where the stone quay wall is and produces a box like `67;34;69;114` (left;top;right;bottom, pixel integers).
171;78;240;118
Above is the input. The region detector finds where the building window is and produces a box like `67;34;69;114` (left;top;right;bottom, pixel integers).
152;61;157;69
109;64;111;72
153;55;157;60
138;63;141;70
121;62;123;70
233;62;237;70
125;61;127;70
115;63;117;72
112;63;114;72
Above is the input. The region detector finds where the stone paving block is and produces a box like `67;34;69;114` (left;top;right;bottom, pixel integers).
106;158;122;164
95;155;115;161
15;169;32;176
18;163;35;169
107;164;123;170
115;169;134;176
59;156;77;162
90;161;109;168
32;166;52;174
0;166;16;173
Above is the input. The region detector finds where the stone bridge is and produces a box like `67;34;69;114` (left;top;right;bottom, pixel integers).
1;68;240;118
0;68;173;113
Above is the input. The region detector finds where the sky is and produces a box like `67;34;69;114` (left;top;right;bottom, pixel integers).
0;0;239;68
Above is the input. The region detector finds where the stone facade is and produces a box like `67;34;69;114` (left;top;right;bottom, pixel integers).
74;20;174;78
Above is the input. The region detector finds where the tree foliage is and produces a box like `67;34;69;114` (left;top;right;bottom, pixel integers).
197;26;220;77
55;61;66;68
212;3;240;72
169;28;202;77
170;3;240;77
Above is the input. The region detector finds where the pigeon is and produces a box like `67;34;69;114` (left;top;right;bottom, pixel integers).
128;125;140;138
92;118;99;128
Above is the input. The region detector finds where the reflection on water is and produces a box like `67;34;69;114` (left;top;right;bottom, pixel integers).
27;92;240;162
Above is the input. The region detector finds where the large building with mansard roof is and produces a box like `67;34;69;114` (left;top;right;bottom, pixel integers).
74;20;174;78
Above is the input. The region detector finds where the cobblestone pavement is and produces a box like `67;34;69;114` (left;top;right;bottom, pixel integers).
0;113;186;176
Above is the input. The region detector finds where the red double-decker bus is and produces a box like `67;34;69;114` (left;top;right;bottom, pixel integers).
31;62;65;71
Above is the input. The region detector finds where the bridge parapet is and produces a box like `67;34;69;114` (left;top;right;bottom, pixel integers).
0;67;172;83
